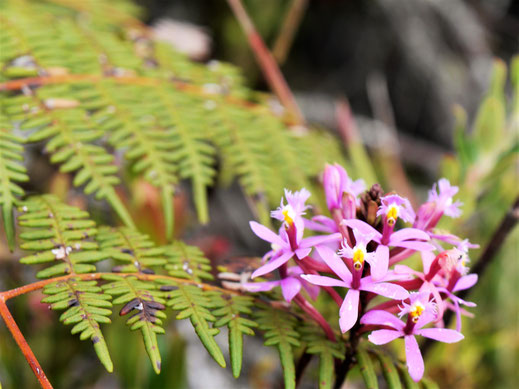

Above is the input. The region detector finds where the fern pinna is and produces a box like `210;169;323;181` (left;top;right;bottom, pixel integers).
0;0;344;242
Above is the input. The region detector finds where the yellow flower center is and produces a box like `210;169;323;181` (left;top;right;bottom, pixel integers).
386;204;399;226
409;302;425;323
353;247;365;270
282;207;294;225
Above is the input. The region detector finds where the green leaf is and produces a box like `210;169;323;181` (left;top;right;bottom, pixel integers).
357;349;379;389
375;352;402;389
212;293;257;378
0;112;28;251
163;241;214;282
42;279;113;372
299;323;344;389
96;226;167;273
163;282;226;368
255;304;300;389
18;195;107;278
103;275;167;374
472;96;506;154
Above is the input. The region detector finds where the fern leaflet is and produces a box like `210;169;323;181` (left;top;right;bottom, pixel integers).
42;278;113;372
102;274;167;374
0;110;28;250
212;293;257;378
18;195;107;278
164;241;214;282
255;304;301;389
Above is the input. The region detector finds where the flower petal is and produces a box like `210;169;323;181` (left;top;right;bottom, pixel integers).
249;221;286;247
368;245;389;281
339;289;360;333
368;329;403;345
393;240;435;251
361;310;405;330
251;251;293;278
280;277;302;302
390;228;430;244
315;245;352;283
416;328;464;343
405;335;424;382
360;281;409;300
295;247;312;260
453;274;478;292
301;232;342;248
242;280;280;293
340;219;382;240
300;274;347;288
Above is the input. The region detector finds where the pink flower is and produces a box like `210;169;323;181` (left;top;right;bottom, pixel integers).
249;221;314;278
341;219;434;277
415;179;463;230
271;188;311;237
301;246;409;333
362;293;464;381
323;163;365;211
242;266;319;303
377;194;416;225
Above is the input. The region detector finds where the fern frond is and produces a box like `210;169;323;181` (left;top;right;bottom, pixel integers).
300;323;344;389
211;293;257;378
164;241;214;282
0;111;28;250
255;304;301;389
8;84;136;228
18;195;107;278
160;281;226;368
42;278;113;372
96;226;167;273
102;274;167;374
152;86;216;224
91;82;178;238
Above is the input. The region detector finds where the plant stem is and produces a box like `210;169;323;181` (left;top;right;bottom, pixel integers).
0;299;53;389
422;195;519;356
272;0;309;65
333;291;367;388
0;272;238;302
226;0;305;125
294;295;336;341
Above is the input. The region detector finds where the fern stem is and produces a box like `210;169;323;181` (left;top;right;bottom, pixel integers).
0;272;238;302
0;75;259;111
226;0;305;125
0;299;53;389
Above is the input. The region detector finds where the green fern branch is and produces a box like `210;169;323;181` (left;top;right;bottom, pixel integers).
96;226;167;273
0;111;28;250
42;278;113;372
299;323;344;389
255;304;301;389
102;274;167;374
161;281;226;368
164;240;214;282
18;195;108;278
211;293;257;378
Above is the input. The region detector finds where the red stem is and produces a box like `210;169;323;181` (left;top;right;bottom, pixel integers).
0;299;53;389
298;260;343;307
226;0;305;124
294;295;336;341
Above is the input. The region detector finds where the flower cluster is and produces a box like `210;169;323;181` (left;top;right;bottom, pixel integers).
243;164;478;381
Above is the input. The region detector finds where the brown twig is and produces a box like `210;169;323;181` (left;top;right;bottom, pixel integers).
422;195;519;356
226;0;305;125
272;0;309;66
0;299;53;389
